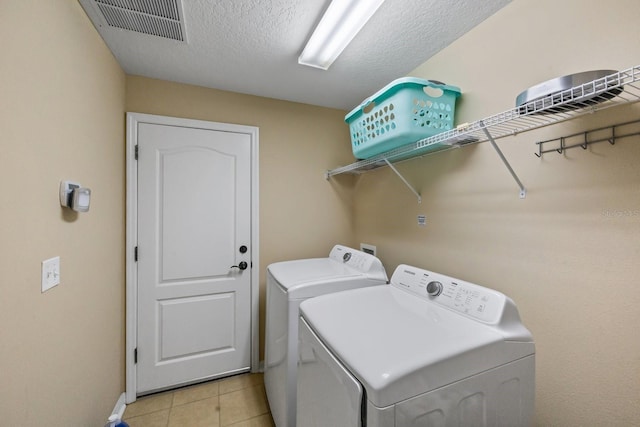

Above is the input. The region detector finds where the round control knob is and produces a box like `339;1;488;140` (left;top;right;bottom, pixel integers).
426;281;443;297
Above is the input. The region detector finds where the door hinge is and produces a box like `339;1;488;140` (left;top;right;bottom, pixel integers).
134;348;138;364
135;145;139;160
134;246;138;262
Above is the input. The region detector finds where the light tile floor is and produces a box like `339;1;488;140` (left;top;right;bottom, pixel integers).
123;373;274;427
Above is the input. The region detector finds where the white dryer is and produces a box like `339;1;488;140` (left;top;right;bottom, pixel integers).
264;245;388;427
297;264;535;427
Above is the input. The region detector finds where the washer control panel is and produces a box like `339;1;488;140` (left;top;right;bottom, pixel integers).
392;265;506;323
426;281;443;296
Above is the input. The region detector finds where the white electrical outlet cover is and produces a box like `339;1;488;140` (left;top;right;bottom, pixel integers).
41;256;60;292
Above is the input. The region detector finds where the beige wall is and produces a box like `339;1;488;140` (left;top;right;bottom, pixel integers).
0;1;126;426
353;0;640;425
126;77;356;358
3;0;638;425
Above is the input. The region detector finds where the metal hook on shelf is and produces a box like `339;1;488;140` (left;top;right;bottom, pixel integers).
609;126;616;145
533;117;640;158
534;141;542;158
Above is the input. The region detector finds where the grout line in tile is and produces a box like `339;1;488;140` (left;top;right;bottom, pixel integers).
225;412;275;427
126;373;271;425
123;408;171;427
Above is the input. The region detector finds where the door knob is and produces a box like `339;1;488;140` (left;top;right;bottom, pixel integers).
231;261;248;271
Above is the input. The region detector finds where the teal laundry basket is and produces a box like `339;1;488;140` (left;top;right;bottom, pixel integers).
346;78;461;159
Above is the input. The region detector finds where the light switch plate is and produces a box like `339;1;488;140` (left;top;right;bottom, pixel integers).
42;256;60;292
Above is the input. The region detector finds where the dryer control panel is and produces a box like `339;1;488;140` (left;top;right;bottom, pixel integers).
391;264;507;324
329;245;388;280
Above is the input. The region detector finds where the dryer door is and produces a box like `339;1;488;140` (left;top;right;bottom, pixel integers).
297;317;363;427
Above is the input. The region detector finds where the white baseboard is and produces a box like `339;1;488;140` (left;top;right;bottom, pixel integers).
111;392;127;420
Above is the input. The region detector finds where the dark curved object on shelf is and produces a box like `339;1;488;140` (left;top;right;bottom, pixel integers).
516;70;623;115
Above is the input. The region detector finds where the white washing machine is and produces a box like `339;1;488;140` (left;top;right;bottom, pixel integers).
297;264;535;427
264;245;388;427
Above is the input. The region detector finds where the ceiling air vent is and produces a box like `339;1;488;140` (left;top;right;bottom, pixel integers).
87;0;186;42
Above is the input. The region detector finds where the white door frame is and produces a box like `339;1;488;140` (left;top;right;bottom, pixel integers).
125;112;260;403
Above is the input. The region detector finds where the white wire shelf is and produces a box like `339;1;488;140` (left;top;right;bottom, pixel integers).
326;65;640;178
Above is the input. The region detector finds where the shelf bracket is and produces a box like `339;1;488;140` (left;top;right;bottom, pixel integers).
383;159;422;203
480;121;526;199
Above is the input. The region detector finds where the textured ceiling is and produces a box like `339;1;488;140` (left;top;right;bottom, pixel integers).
79;0;511;110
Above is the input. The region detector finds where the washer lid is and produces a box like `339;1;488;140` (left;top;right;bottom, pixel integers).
300;285;535;408
268;257;362;286
267;257;387;299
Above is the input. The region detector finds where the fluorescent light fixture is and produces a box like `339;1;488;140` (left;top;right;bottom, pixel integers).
299;0;386;70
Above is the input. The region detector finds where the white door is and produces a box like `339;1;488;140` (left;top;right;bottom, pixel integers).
134;119;255;394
